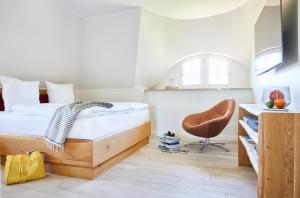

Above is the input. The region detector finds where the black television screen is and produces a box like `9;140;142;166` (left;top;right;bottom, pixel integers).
255;0;298;75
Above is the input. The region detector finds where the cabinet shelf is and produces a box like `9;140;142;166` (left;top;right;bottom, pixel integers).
238;104;300;198
239;135;258;175
239;120;258;145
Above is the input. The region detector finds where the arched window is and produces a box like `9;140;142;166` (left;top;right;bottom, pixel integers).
181;54;229;88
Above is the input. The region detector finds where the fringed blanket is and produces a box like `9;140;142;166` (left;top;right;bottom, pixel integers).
44;101;113;151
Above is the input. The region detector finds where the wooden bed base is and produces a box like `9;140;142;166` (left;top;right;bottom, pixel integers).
0;122;151;179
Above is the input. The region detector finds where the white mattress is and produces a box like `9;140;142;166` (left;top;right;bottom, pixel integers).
0;110;149;140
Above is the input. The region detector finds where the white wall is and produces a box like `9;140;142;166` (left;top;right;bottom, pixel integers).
172;8;252;68
0;1;142;90
77;88;144;102
144;89;253;139
82;9;141;89
135;1;265;89
251;3;300;109
78;9;142;102
135;10;177;89
0;0;266;92
0;0;85;87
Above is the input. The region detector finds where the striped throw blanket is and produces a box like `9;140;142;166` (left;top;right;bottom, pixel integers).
44;101;113;151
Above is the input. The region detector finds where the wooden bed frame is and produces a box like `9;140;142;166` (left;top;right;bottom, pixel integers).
0;89;151;179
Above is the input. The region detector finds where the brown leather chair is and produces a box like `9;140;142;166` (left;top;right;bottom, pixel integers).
182;99;235;152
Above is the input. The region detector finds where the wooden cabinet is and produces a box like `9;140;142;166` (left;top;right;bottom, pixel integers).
238;104;300;198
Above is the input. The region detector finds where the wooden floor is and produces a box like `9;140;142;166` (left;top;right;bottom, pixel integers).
0;136;257;198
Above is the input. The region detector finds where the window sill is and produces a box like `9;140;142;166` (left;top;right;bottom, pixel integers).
144;87;252;91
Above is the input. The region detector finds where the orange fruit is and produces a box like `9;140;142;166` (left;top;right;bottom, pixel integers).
274;99;286;108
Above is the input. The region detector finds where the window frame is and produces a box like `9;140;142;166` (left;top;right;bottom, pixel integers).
180;55;230;89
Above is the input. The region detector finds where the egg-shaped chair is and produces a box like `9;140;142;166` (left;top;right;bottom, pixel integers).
182;99;236;152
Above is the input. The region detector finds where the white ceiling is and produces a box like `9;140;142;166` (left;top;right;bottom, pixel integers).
58;0;249;19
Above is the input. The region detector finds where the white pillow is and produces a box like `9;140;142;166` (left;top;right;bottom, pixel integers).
46;81;74;103
1;76;40;111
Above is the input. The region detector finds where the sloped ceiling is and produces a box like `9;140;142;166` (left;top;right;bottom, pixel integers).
58;0;249;19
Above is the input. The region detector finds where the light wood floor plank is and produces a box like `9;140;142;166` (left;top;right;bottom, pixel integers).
1;136;257;198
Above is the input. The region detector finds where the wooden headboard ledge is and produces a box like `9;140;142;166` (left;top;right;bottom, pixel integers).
0;88;49;111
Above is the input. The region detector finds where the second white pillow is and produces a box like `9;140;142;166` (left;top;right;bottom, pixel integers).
46;81;74;104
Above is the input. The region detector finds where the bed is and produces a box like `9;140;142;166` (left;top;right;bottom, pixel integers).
0;89;151;179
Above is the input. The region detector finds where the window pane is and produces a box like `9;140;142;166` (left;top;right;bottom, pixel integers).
208;58;228;85
183;59;201;74
182;64;191;74
182;58;201;86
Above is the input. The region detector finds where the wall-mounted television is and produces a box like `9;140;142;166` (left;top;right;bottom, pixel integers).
255;0;298;76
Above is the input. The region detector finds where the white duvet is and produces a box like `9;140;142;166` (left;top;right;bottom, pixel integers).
0;110;149;140
10;102;149;118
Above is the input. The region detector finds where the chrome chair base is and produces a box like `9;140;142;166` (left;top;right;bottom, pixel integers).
184;138;229;153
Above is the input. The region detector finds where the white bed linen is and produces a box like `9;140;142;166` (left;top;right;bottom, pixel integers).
0;110;149;140
10;102;149;118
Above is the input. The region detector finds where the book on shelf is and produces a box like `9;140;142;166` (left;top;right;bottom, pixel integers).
245;135;255;144
243;115;258;123
243;115;258;132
